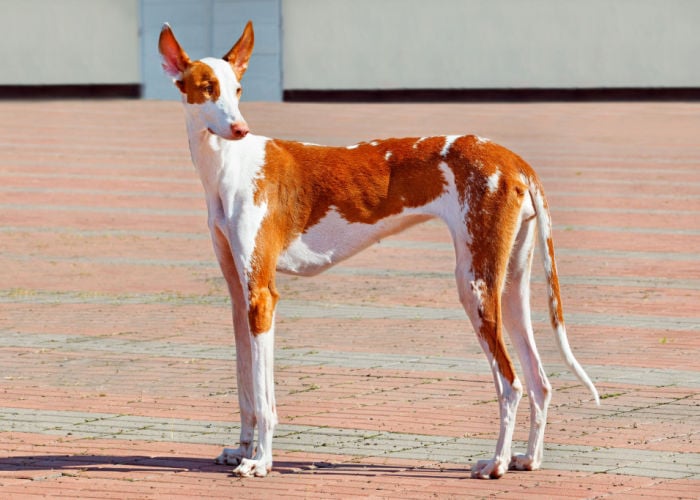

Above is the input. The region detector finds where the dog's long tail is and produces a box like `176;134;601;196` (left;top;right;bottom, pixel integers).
528;177;600;405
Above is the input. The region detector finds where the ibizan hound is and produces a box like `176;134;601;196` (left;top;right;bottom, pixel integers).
159;21;599;479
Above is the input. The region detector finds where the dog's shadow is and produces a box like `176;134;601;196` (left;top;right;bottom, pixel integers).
0;455;222;475
0;455;471;479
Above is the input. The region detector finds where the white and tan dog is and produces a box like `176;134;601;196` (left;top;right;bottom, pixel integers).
159;21;599;479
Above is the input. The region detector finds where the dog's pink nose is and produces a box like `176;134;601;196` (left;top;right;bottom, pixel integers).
231;122;249;139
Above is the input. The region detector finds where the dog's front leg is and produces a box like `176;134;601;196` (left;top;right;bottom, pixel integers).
233;314;277;477
216;297;258;467
209;226;257;467
232;246;279;478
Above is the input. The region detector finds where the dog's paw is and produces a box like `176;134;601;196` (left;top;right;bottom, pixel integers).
509;453;540;471
233;458;272;478
215;446;252;466
471;458;507;479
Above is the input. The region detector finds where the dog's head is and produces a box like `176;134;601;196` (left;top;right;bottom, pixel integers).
158;21;254;140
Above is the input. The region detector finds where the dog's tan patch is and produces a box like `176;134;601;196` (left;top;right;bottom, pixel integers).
442;135;533;384
176;62;221;104
257;137;447;233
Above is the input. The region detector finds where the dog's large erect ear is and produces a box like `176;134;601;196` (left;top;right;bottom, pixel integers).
223;20;254;80
159;23;191;78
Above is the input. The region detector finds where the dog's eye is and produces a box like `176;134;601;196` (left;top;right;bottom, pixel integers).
203;83;214;94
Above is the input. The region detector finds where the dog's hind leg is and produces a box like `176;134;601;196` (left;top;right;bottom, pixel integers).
450;172;532;479
502;203;552;471
454;247;522;479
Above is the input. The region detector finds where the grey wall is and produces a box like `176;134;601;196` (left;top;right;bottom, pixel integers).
1;0;697;100
283;0;700;90
140;0;282;100
0;0;140;85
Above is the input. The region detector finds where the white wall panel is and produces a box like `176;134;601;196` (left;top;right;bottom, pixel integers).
282;0;700;90
0;0;139;85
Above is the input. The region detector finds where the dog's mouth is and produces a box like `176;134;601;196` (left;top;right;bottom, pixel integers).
207;124;249;141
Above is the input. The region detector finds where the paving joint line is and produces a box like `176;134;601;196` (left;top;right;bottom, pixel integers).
4;166;700;187
2;252;700;290
0;331;698;388
0;407;696;479
3;203;698;234
1;290;697;332
3;226;700;262
4;186;700;215
0;245;696;286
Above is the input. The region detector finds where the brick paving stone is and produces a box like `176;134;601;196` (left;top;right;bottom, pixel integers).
1;100;699;497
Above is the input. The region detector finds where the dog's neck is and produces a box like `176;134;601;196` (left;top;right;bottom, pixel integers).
185;123;226;194
184;115;266;200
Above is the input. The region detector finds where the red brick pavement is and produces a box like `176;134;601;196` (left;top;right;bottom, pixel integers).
0;99;699;497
